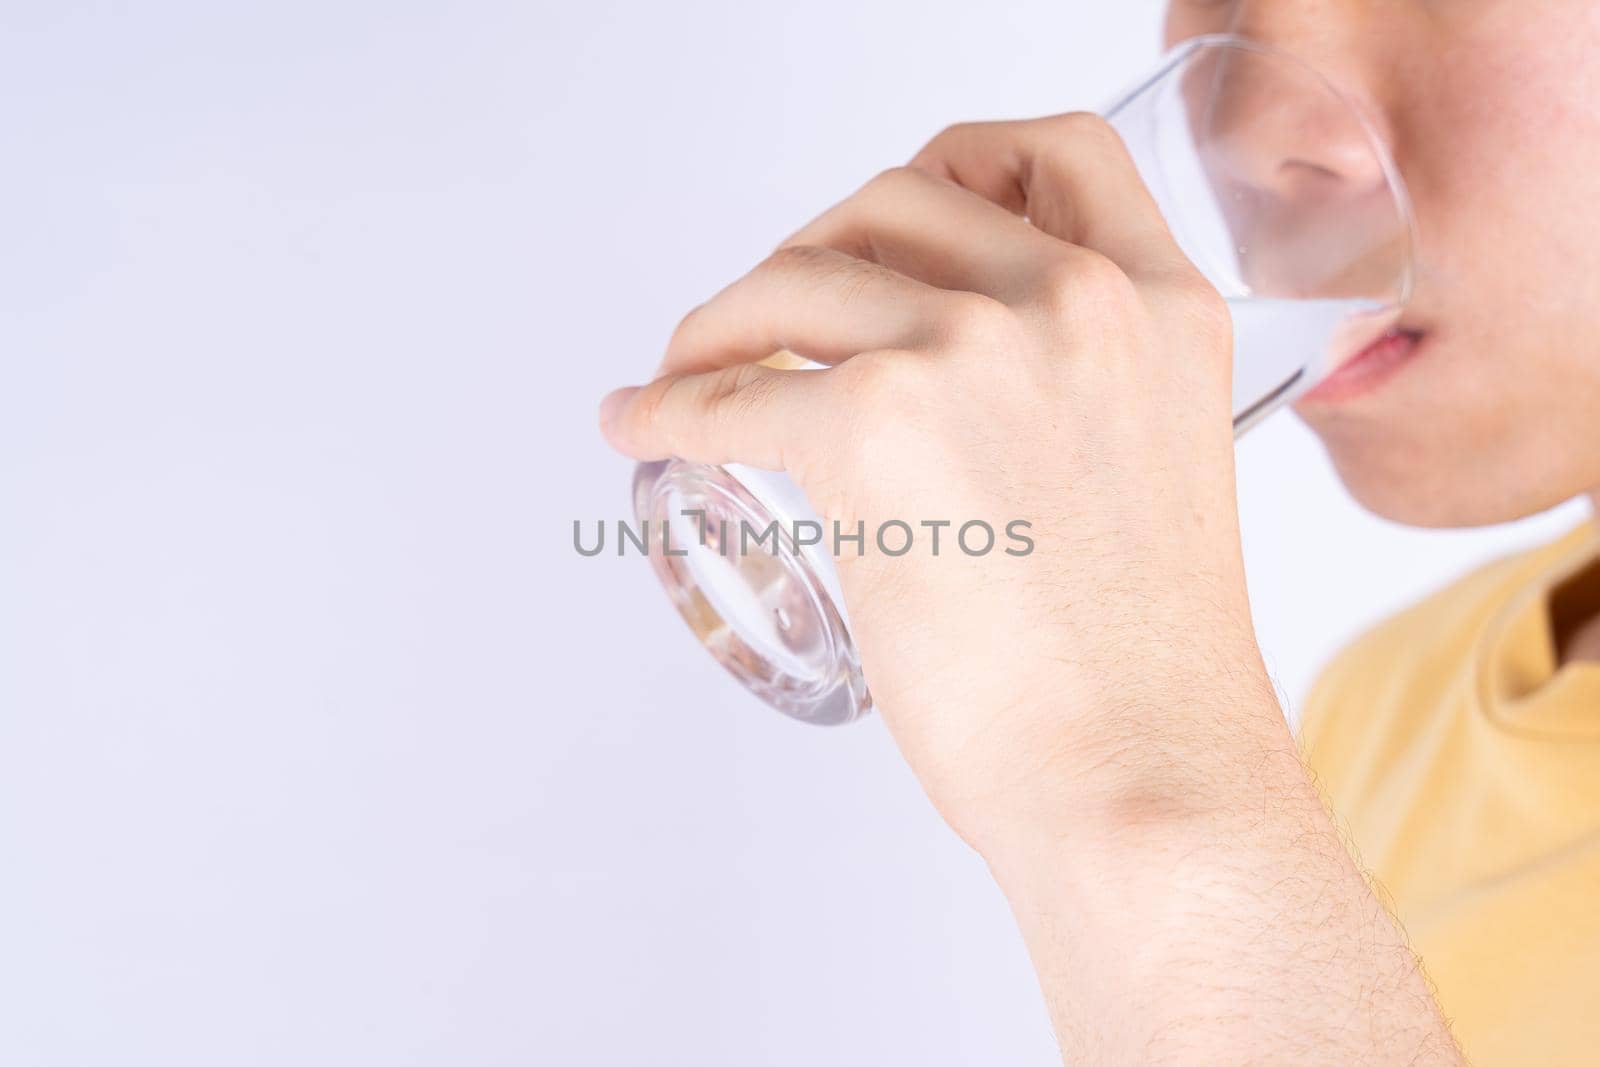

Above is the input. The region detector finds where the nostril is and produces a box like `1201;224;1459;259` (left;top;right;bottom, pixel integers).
1282;158;1343;183
1264;158;1359;204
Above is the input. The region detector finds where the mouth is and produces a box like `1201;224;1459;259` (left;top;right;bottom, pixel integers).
1297;325;1427;406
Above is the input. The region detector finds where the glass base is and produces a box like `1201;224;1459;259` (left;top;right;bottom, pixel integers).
632;460;871;726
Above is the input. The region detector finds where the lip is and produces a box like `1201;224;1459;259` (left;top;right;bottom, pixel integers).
1297;326;1426;406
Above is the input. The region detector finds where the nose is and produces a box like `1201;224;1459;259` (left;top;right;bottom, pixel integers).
1202;0;1397;201
1193;46;1391;206
1168;34;1411;302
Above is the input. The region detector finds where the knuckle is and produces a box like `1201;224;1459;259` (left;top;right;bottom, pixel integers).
1052;110;1120;147
764;243;836;275
1075;249;1136;294
720;363;778;421
667;302;705;351
833;354;929;462
1159;275;1233;348
838;348;911;404
936;291;1015;347
919;120;981;156
836;351;935;439
1035;250;1138;317
666;373;711;422
631;375;676;430
860;164;925;202
931;120;975;143
699;362;754;414
769;243;883;304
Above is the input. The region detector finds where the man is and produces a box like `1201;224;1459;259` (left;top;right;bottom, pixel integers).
600;2;1600;1063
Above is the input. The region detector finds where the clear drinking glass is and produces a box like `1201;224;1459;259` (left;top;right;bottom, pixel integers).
632;34;1417;725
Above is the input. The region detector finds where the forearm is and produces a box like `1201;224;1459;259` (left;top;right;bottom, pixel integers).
981;682;1463;1066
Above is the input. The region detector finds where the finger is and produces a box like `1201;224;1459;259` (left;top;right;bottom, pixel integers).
908;113;1189;279
658;244;953;377
778;165;1084;301
598;362;832;469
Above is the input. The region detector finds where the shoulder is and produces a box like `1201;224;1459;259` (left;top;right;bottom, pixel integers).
1296;528;1589;803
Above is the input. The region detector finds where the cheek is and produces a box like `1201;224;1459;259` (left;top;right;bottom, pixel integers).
1162;3;1234;48
1304;11;1600;525
1403;6;1600;268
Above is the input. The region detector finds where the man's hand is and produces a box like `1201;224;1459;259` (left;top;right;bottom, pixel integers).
599;113;1462;1065
602;114;1248;843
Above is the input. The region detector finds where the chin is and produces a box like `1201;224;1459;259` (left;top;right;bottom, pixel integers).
1294;326;1591;528
1311;419;1586;529
1327;449;1510;527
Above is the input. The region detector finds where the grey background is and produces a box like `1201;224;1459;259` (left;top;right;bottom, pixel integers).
1;1;1585;1064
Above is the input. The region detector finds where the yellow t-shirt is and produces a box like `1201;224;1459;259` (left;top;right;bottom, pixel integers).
1299;521;1600;1067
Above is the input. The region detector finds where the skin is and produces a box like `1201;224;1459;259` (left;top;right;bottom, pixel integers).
600;1;1600;1061
1167;1;1600;527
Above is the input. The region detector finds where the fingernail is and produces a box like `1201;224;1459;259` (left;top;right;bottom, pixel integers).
598;386;640;431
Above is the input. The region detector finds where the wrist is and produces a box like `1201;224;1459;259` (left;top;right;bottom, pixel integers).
957;666;1297;870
